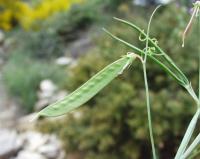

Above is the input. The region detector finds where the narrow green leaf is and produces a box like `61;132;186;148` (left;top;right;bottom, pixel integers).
38;54;137;117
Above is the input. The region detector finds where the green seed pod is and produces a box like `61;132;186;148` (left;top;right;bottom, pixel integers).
38;53;138;117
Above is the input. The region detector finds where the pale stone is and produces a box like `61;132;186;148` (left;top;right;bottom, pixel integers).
14;151;46;159
0;129;22;159
37;134;64;159
133;0;172;6
55;57;74;66
17;113;38;131
20;131;48;151
72;111;83;120
39;80;57;98
38;144;59;159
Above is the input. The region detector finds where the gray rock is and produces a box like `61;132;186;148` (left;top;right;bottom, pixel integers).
37;135;64;159
133;0;172;6
39;80;57;99
13;151;46;159
55;57;74;66
72;111;83;120
17;113;38;131
68;35;94;58
134;0;147;6
35;79;58;110
157;0;172;4
20;131;49;151
19;131;64;159
38;144;60;159
0;129;22;159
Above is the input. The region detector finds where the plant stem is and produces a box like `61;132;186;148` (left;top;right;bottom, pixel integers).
185;84;199;105
141;6;161;159
142;63;157;159
198;7;200;100
181;118;200;159
174;108;200;159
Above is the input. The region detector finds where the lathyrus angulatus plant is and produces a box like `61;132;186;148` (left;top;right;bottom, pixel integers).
36;1;200;159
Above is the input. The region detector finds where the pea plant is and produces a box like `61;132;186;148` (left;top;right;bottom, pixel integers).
37;1;200;159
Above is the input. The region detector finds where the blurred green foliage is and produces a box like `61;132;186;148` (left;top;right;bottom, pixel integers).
7;29;64;59
2;52;67;112
38;4;200;159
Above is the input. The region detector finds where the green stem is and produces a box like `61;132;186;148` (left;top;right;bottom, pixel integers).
174;108;200;159
198;9;200;100
142;63;157;159
142;6;161;159
181;118;200;159
185;84;199;105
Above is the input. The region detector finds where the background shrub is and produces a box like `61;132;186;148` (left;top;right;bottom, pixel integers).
2;52;67;112
0;0;82;30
